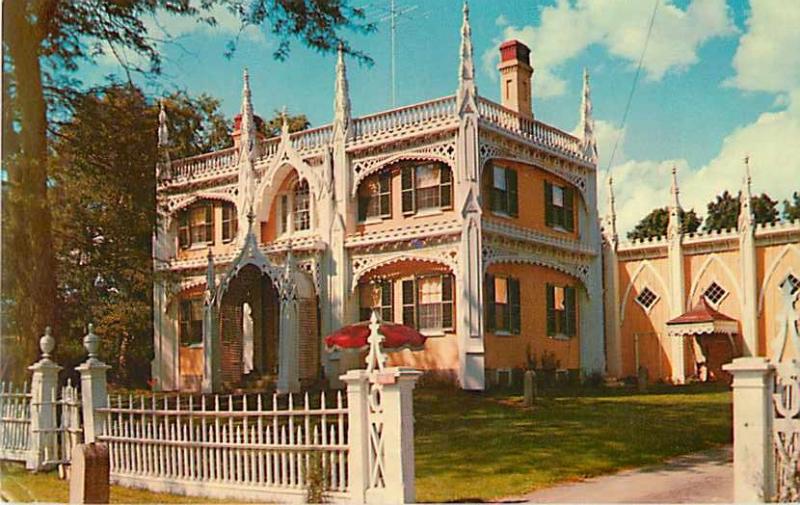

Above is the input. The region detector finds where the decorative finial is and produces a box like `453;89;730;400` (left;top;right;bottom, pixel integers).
83;323;100;359
457;0;477;109
280;106;289;134
333;42;351;137
158;99;169;148
365;310;387;374
580;68;598;163
739;155;755;231
39;327;55;360
247;206;256;229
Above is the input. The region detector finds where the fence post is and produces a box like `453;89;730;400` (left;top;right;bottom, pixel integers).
27;327;62;471
374;367;421;504
723;356;775;502
341;368;369;504
75;325;111;444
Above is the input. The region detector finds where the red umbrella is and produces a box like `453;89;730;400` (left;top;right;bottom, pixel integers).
324;321;427;351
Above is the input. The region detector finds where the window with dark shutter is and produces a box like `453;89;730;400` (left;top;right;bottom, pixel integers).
546;181;576;232
359;281;394;322
484;274;495;332
546;284;556;335
440;168;453;210
544;181;554;227
379;173;391;217
442;274;454;329
402;279;415;326
381;282;393;322
179;211;189;249
563;187;575;231
401;166;415;214
204;205;214;244
507;169;518;217
179;298;203;345
508;277;521;334
564;286;577;337
222;203;237;242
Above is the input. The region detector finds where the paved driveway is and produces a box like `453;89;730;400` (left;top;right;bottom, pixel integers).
497;446;733;503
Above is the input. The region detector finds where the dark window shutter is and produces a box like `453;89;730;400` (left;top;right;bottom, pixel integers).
564;188;575;232
509;277;521;334
381;281;393;322
442;274;454;329
484;274;495;332
483;163;493;211
401;166;415;214
358;195;368;222
205;204;214;244
402;279;415;327
360;307;372;322
546;284;556;335
544;181;554;227
507;169;518;217
565;286;577;336
440;168;452;209
179;212;189;248
379;173;392;217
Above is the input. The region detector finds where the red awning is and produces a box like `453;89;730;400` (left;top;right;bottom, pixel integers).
324;321;427;351
666;298;738;337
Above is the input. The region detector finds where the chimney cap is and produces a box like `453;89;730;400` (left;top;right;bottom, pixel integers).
499;39;531;65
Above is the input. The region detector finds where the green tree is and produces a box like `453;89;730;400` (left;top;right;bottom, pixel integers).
627;207;702;241
263;109;311;138
703;190;780;232
784;192;800;221
2;0;372;372
50;84;231;386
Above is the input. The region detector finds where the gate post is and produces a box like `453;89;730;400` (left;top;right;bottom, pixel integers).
723;357;775;502
76;325;111;444
27;327;62;470
342;368;369;504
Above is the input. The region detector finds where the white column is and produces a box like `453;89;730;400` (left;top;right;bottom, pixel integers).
603;242;623;377
75;325;111;444
27;328;62;470
202;302;221;393
341;369;369;504
579;174;606;376
739;228;759;356
722;357;775;502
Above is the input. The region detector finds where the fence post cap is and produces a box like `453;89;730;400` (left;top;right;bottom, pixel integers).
39;326;55;359
83;323;100;358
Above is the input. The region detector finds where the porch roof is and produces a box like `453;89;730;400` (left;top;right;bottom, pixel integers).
666;298;738;337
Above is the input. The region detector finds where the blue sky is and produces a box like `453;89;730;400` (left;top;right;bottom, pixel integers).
79;0;800;234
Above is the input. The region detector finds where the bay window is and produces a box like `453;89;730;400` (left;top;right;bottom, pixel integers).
484;274;521;334
546;284;577;337
545;181;575;231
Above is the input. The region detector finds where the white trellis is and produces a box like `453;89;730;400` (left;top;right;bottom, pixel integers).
725;280;800;503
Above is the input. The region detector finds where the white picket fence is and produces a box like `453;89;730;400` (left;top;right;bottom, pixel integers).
0;382;32;462
96;392;351;502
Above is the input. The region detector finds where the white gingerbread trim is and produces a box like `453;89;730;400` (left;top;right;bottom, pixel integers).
350;248;459;292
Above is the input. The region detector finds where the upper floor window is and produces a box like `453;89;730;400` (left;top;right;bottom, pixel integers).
635;286;659;312
179;298;203;346
401;274;454;333
546;284;577;338
178;202;214;249
359;281;393;322
358;173;391;222
703;282;728;307
487;165;518;217
401;163;453;215
545;181;575;232
484;274;521;334
278;179;312;235
221;202;237;242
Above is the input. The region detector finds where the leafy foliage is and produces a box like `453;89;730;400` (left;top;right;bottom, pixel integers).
263;109;311;138
782;192;800;221
703;190;779;231
627;207;702;241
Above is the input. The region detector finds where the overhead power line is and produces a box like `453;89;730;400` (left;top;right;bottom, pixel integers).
606;0;660;174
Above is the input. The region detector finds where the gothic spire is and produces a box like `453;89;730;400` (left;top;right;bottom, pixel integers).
667;166;683;240
205;249;216;305
604;175;618;244
158;99;169;148
580;68;598;164
333;42;351;138
457;0;477;109
240;68;256;160
738;155;755;231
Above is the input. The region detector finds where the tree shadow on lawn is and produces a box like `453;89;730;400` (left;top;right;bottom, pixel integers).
413;385;732;503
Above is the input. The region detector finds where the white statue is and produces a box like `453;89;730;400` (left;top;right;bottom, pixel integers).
243;302;254;374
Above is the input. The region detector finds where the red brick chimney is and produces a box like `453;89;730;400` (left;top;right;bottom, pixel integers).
498;40;533;118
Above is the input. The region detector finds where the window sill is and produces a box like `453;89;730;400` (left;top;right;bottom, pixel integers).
548;225;572;234
182;343;204;349
491;211;514;219
414;208;444;218
420;328;449;337
548;334;573;341
493;331;518;337
358;217;385;225
188;243;211;251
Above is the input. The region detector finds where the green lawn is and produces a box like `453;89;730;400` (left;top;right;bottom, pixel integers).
1;383;731;503
414;383;732;502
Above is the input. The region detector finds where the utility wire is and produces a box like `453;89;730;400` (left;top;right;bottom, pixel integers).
606;0;660;174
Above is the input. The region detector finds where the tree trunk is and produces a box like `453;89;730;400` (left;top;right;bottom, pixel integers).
3;1;57;370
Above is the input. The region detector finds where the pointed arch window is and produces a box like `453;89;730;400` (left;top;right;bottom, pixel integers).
277;177;313;235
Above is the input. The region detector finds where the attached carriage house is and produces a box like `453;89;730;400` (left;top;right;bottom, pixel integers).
152;7;605;394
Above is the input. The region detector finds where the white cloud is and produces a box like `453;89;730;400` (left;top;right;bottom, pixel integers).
727;0;800;94
600;90;800;236
483;0;736;98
